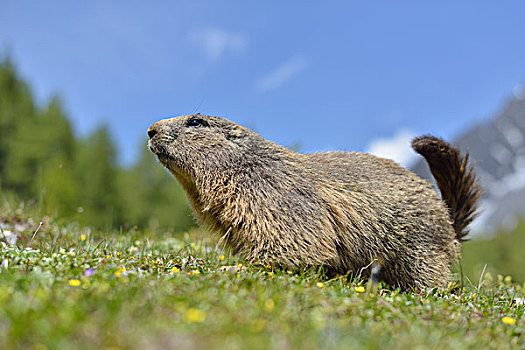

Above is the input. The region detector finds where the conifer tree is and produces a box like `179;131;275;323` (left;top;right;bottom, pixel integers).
0;59;36;191
39;98;79;218
75;125;121;229
0;59;194;233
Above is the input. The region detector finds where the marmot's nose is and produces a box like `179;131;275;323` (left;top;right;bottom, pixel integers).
147;126;158;139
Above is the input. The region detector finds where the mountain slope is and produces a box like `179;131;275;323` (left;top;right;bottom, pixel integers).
412;91;525;235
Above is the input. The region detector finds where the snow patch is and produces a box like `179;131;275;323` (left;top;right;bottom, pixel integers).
489;143;513;165
486;156;525;197
501;125;524;148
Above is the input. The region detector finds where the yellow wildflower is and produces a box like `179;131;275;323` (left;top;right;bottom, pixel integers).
264;299;275;312
68;279;81;287
502;317;516;325
354;286;365;293
316;282;324;288
218;255;225;261
171;267;180;273
191;270;200;275
252;319;267;332
185;308;206;323
82;280;91;289
80;234;87;241
114;267;126;278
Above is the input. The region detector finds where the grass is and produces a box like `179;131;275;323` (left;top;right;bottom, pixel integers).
461;220;525;284
0;210;524;349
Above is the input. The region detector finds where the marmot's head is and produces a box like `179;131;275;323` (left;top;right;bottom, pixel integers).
148;114;265;177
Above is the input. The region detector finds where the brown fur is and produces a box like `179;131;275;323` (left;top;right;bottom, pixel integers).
148;114;482;290
412;135;483;242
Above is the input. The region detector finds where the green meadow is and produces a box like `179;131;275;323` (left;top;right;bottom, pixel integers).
0;206;523;350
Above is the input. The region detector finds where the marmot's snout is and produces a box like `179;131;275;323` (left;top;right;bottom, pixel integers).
147;121;170;140
147;120;176;158
147;127;157;139
147;120;179;142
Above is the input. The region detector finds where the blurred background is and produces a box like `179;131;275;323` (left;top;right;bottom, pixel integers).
1;2;524;281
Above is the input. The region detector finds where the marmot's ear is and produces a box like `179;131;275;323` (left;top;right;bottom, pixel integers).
225;127;244;141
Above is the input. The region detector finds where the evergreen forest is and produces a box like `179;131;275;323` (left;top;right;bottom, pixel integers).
0;58;194;233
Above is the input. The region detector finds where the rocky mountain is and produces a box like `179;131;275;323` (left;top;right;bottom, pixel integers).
412;89;525;236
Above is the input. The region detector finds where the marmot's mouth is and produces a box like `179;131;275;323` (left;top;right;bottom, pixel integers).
148;141;170;164
148;141;160;155
148;138;185;172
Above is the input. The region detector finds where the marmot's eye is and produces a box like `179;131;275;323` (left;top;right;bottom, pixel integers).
186;118;209;127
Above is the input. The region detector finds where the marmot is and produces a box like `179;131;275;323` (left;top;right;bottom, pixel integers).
147;114;482;290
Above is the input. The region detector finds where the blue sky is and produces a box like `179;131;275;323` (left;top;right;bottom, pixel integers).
1;1;525;166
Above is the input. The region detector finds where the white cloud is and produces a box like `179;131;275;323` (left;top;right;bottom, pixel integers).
192;28;246;62
255;56;308;92
366;129;418;168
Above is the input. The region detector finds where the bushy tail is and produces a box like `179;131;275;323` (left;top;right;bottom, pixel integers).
411;135;483;242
